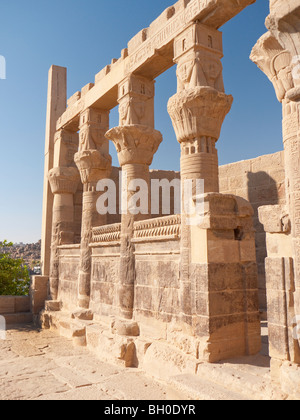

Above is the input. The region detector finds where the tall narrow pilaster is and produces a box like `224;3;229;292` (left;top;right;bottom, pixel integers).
75;108;112;310
106;74;162;320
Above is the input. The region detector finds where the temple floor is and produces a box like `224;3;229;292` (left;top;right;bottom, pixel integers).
0;322;289;400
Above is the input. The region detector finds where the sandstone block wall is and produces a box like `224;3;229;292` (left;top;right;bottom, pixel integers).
219;151;286;313
0;296;30;314
55;151;285;317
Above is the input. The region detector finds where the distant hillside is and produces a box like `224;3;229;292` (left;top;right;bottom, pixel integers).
8;241;41;269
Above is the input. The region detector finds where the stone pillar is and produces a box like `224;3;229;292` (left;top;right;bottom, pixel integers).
48;166;80;301
168;23;233;321
169;23;231;194
251;20;300;354
75;108;112;310
106;74;162;320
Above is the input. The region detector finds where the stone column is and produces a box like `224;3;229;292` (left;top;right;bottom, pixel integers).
106;74;162;320
168;23;233;320
48;166;80;301
75;108;112;310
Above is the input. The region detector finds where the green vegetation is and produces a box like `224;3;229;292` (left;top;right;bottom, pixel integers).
0;241;31;296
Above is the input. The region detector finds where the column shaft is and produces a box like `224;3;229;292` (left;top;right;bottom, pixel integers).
75;108;112;310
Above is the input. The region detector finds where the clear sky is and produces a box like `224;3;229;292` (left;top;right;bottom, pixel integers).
0;0;282;244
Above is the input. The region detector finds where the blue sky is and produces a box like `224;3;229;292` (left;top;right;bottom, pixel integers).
0;0;282;243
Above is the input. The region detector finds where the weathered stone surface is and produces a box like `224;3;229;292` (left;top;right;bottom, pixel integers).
111;319;140;337
250;0;300;393
259;205;290;234
45;300;61;312
72;309;94;321
31;276;48;315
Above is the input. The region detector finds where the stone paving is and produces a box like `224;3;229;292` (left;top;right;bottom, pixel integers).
0;324;178;401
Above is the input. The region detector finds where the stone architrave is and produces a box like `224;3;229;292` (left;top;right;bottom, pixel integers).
75;108;112;310
106;74;162;320
48;166;80;301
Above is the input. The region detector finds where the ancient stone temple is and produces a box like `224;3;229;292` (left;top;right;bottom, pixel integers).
30;0;300;399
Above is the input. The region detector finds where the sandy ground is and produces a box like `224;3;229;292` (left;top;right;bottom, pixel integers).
0;324;183;401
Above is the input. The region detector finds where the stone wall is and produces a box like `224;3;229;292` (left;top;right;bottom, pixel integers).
0;296;32;325
219;151;286;313
57;246;80;311
90;242;121;319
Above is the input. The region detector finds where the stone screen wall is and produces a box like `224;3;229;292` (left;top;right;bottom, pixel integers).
56;151;285;317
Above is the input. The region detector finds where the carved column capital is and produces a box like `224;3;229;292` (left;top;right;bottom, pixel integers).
105;125;162;167
250;31;294;103
266;1;300;62
48;166;79;301
48;166;80;195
